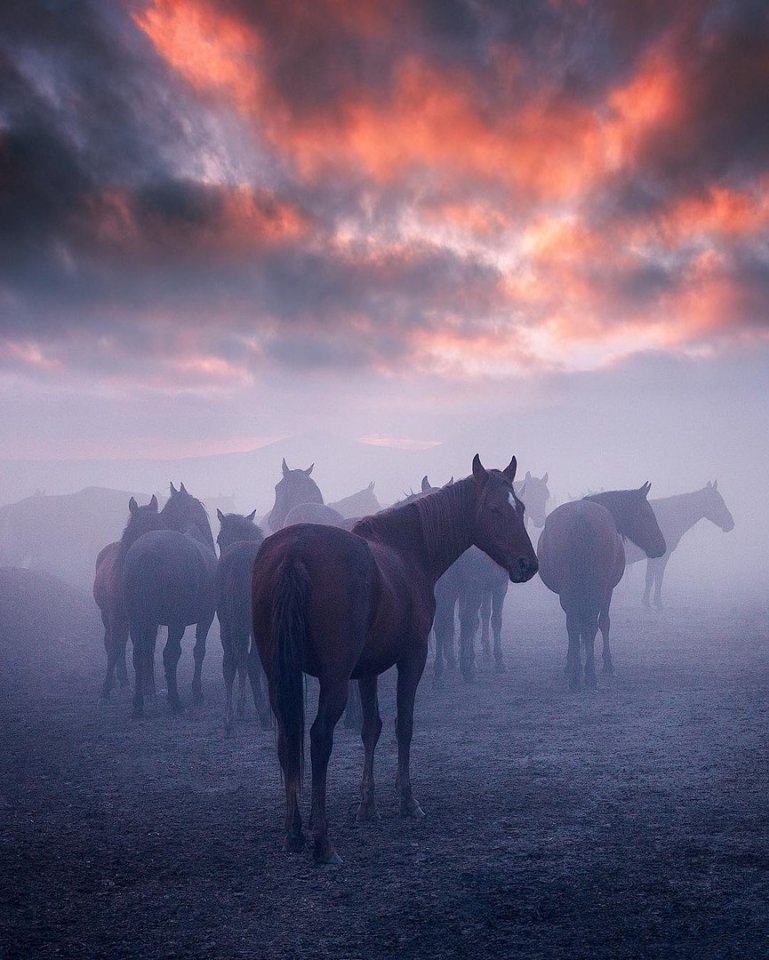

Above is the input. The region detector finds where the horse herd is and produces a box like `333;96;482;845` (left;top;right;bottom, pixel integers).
92;455;734;864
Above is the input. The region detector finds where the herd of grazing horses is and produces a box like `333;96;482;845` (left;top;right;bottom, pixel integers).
92;456;734;863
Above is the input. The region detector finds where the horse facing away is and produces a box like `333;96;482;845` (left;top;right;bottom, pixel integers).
623;482;734;608
93;494;160;699
215;510;269;733
537;483;666;689
265;460;324;533
123;484;217;718
252;455;538;864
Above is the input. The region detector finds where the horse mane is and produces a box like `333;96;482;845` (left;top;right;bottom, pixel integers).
353;476;475;560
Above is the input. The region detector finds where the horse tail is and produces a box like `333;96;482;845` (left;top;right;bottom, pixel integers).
271;554;310;792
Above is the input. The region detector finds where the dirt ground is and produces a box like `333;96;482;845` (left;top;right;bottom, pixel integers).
2;572;769;960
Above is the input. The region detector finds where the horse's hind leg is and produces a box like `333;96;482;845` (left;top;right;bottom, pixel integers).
131;622;155;719
221;621;237;735
480;590;492;660
356;676;382;822
459;590;481;683
565;608;582;690
395;646;428;818
100;611;116;700
192;611;214;705
116;617;129;689
582;611;599;689
309;678;348;864
599;591;614;677
432;590;455;687
163;624;185;713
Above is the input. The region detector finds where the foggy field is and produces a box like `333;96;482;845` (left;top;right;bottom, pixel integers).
2;584;768;960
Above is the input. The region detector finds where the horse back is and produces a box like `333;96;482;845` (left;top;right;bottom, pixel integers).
537;500;625;598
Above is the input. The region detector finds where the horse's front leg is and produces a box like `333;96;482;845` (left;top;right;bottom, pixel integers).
491;583;507;671
458;591;481;683
192;609;215;705
356;675;382;822
395;645;428;818
309;679;348;864
598;590;614;677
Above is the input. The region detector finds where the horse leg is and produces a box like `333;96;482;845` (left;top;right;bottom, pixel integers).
642;560;653;607
100;611;116;700
599;591;614;676
459;590;481;683
582;610;599;689
131;622;154;719
356;675;383;822
221;619;236;735
480;590;492;661
247;643;271;728
491;582;507;672
432;592;454;687
565;607;582;690
395;646;428;818
163;624;185;714
309;678;348;864
653;557;669;610
344;680;363;731
116;616;129;689
192;611;214;705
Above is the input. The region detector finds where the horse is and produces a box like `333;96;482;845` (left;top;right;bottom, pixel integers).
327;482;381;520
251;455;538;864
123;483;217;718
265;460;324;533
623;482;734;608
283;502;345;527
537;483;666;689
215;510;269;733
93;494;160;699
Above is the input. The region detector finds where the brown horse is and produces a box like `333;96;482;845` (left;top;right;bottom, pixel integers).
265;460;324;533
252;455;538;864
215;510;269;733
537;483;666;689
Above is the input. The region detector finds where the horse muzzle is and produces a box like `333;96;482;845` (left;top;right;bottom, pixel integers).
509;556;538;583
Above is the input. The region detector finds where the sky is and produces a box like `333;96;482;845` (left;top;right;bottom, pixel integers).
0;0;768;527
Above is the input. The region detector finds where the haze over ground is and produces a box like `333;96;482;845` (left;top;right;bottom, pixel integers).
0;1;767;600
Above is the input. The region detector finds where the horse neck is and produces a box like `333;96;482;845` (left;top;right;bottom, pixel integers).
414;476;476;582
652;489;711;540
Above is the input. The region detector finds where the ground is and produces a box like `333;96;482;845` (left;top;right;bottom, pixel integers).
1;573;768;960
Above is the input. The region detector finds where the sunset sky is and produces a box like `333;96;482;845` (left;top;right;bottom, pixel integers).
0;0;767;496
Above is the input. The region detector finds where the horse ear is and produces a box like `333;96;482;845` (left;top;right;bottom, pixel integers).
421;476;430;493
247;509;257;522
542;472;549;484
129;497;138;516
170;482;177;495
502;456;517;483
216;508;224;522
180;482;188;495
282;459;290;477
638;481;651;498
305;463;314;476
472;455;488;484
368;481;375;490
525;470;531;480
713;480;718;491
150;494;158;511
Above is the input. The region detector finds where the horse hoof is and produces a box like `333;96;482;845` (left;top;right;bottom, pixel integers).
355;805;380;823
401;802;426;819
316;850;343;866
169;700;184;715
285;835;305;853
193;692;204;706
461;670;476;684
131;708;144;721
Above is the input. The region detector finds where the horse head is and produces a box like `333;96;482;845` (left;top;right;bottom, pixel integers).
216;509;263;553
267;461;324;531
703;481;735;532
587;483;666;558
471;455;538;583
120;495;164;555
161;483;215;550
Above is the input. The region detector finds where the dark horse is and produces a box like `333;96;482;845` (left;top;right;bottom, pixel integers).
537;483;666;689
93;495;159;699
623;481;734;608
265;460;324;533
252;455;538;864
123;483;217;718
215;509;269;734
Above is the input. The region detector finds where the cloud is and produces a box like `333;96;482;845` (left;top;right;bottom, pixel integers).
0;0;767;398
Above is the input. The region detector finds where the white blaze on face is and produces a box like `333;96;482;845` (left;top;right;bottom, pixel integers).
507;492;517;509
